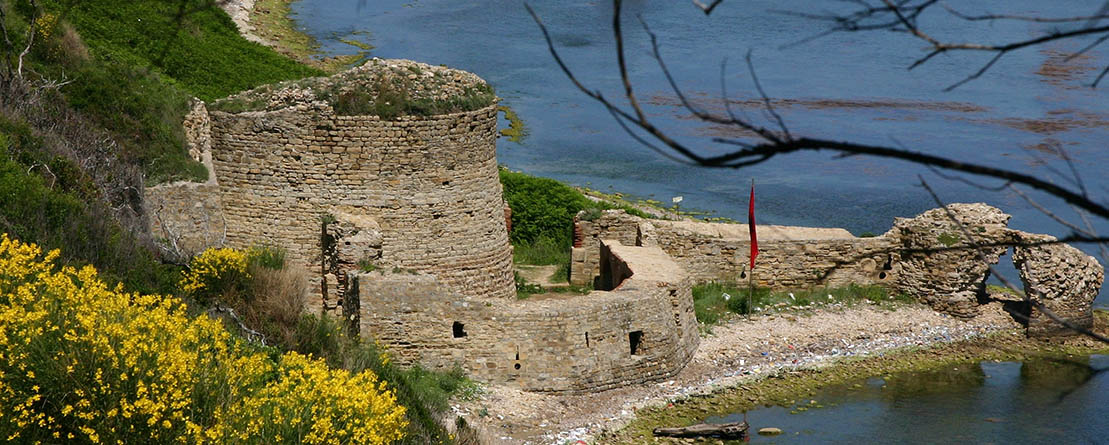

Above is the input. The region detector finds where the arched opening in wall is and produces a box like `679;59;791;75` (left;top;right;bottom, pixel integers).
453;321;467;338
629;330;644;355
987;247;1030;326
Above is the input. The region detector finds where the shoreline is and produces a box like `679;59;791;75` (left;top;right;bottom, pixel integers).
219;0;362;72
453;305;1108;444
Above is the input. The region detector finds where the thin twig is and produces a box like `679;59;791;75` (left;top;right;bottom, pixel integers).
941;4;1109;24
692;0;725;15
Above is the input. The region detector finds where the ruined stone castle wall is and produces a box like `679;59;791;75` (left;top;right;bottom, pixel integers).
353;240;699;393
205;103;515;311
571;210;897;290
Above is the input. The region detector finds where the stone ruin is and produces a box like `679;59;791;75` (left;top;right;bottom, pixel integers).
574;203;1103;338
144;59;1101;395
144;60;700;393
146;59;516;314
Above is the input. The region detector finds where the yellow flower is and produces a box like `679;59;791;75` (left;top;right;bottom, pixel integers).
0;234;407;444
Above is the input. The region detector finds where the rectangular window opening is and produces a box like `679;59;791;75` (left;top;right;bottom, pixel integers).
452;321;467;338
629;330;643;355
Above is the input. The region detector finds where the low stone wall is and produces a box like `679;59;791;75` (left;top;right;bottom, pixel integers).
352;240;699;393
570;205;1104;338
571;211;894;290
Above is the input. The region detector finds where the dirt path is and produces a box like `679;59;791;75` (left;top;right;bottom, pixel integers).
514;265;561;285
454;302;1020;444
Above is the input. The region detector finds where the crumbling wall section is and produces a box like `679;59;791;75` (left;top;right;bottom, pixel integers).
571;211;895;289
356;240;699;393
144;182;225;259
1014;232;1104;337
144;101;225;260
890;203;1015;318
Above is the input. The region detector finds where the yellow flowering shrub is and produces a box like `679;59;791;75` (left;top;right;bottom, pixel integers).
207;352;407;444
0;234;407;444
180;247;251;305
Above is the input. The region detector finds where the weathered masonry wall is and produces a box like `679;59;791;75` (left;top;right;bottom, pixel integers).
353;240;700;393
571;211;896;290
572;205;1104;338
203;103;514;311
145;182;225;258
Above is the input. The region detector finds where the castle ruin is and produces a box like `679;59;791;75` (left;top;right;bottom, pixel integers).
146;59;1102;394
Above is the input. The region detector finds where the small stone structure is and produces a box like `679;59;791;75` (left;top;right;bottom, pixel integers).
573;204;1103;337
351;240;699;393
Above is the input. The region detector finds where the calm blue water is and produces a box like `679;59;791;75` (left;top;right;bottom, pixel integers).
288;1;1109;306
706;355;1109;444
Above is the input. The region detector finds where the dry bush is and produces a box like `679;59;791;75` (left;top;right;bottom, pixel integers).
57;23;90;66
241;265;309;348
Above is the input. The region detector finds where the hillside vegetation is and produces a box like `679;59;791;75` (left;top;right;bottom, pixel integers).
0;1;478;442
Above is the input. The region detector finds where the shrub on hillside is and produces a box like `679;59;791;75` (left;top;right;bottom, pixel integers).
180;247;251;306
0;234;407;444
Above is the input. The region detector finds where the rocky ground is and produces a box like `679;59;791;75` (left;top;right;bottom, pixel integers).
454;302;1020;444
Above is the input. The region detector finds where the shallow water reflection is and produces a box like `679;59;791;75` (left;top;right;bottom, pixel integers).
706;355;1109;443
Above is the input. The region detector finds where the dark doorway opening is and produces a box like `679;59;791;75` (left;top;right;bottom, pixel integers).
629;330;644;355
453;321;467;338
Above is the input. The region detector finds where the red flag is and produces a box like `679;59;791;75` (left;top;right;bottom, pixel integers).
748;180;758;270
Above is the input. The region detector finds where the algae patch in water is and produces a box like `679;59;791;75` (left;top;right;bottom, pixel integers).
498;105;528;143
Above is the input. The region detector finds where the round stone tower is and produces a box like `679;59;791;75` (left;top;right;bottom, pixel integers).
206;59;515;311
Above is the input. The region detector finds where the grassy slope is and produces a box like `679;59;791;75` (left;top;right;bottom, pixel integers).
36;0;321;184
0;119;181;295
2;2;470;442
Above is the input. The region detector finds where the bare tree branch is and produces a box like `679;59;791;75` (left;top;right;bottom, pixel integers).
526;2;1109;224
691;0;725;16
940;4;1109;24
792;0;1109;89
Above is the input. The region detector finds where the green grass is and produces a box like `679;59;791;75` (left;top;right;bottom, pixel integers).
498;105;527;143
693;282;913;332
937;232;961;247
47;0;321;101
512;236;568;265
514;271;543;299
211;64;497;119
21;0;322;184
